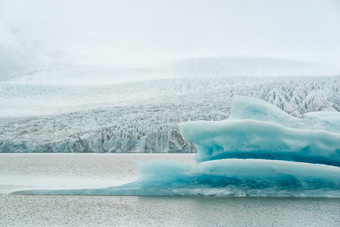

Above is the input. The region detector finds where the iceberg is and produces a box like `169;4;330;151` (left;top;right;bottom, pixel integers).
180;96;340;165
15;159;340;197
14;96;340;197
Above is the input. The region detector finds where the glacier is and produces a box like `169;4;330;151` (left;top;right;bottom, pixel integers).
1;76;340;154
14;96;340;197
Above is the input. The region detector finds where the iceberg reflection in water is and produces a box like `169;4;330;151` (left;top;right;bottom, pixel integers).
14;96;340;197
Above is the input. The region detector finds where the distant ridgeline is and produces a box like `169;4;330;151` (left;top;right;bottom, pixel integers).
15;96;340;197
1;76;340;153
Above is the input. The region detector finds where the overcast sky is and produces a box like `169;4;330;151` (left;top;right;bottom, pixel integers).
1;0;340;68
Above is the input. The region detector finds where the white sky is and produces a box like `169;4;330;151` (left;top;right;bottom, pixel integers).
1;0;340;68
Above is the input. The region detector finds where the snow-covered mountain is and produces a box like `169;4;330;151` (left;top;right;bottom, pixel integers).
170;57;340;77
1;76;339;153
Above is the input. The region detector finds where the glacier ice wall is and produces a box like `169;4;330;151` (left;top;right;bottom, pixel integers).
1;76;340;153
14;96;340;197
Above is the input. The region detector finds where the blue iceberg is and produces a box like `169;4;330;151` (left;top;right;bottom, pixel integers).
14;96;340;197
180;96;340;165
15;159;340;197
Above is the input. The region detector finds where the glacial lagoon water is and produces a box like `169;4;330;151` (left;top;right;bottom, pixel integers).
1;153;340;226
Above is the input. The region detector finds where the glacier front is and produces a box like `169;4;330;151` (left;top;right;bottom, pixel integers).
14;96;340;197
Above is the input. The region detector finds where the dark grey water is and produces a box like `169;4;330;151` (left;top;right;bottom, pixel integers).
1;154;339;226
2;195;339;226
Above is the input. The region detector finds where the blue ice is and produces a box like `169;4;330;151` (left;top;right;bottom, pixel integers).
14;96;340;197
179;96;340;165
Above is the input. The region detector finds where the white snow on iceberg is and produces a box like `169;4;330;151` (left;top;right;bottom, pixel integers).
14;96;340;197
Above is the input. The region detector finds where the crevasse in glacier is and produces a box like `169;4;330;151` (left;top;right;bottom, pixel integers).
14;96;340;197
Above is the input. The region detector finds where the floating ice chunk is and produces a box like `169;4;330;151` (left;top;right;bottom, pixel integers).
179;96;340;164
180;119;340;165
14;159;340;197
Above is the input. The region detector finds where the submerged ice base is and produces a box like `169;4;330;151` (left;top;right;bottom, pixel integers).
14;96;340;197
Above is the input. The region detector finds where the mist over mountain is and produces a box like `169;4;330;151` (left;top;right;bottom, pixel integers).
0;23;52;81
1;0;340;83
169;57;340;77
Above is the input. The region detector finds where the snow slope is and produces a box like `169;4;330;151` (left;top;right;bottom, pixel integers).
170;57;340;77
